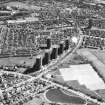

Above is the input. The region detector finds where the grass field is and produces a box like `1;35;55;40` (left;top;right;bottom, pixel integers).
90;50;105;65
45;88;86;104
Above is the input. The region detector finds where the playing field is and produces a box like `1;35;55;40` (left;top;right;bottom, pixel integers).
45;88;86;104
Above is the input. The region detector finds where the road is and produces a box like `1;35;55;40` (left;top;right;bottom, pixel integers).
2;29;105;105
25;30;105;104
33;35;105;104
40;78;104;105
